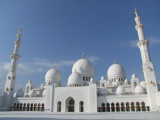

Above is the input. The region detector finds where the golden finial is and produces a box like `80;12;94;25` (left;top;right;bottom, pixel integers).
19;25;22;34
82;53;85;59
135;7;138;16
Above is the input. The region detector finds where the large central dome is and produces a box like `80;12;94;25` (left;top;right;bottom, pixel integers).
72;58;94;77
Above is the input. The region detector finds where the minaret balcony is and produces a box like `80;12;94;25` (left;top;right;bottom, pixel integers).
136;39;150;48
10;54;20;60
135;24;144;30
14;40;22;45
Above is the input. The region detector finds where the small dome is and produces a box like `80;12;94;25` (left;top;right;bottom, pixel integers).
29;89;37;97
135;85;145;94
101;76;105;80
45;66;61;84
132;74;136;78
107;81;109;84
90;78;94;83
116;86;125;94
140;80;146;89
67;72;83;86
14;89;24;97
28;80;32;83
98;88;108;95
72;58;94;77
42;89;47;97
107;63;126;80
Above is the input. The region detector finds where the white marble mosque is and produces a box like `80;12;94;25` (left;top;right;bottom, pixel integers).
0;9;160;113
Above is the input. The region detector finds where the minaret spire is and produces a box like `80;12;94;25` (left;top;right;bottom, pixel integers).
135;9;158;111
135;7;138;17
3;26;22;108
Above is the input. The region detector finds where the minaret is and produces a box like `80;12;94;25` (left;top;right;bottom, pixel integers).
3;26;22;108
135;8;158;111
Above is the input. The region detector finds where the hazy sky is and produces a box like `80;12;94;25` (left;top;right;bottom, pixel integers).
0;0;160;92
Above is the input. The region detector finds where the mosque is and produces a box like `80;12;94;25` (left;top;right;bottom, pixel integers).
0;9;160;113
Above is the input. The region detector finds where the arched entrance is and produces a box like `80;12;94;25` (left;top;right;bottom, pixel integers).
66;97;75;112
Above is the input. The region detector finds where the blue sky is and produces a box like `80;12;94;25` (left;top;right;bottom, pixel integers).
0;0;160;93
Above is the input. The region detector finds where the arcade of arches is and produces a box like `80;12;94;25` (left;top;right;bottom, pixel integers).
98;102;150;112
11;101;149;112
11;103;45;111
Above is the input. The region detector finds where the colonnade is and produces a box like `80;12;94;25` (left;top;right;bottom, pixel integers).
98;102;150;112
11;103;45;111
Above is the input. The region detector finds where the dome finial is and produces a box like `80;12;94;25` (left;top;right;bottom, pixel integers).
82;53;85;59
114;59;116;64
135;7;138;16
53;64;56;69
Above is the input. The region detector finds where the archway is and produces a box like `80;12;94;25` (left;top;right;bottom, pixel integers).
141;102;146;111
126;102;130;112
57;101;61;112
121;102;125;112
106;103;110;112
136;102;140;112
131;102;135;111
111;103;115;112
101;103;105;112
66;97;75;112
79;101;84;112
116;102;120;112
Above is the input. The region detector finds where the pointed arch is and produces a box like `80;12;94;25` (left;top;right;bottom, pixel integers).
34;103;37;111
131;102;135;111
57;101;61;112
41;103;44;111
136;102;140;111
126;102;130;112
79;101;84;112
101;103;105;112
141;102;146;111
111;103;115;112
38;103;41;111
106;103;110;112
27;103;30;111
66;97;75;112
116;102;120;112
121;102;125;112
20;103;23;111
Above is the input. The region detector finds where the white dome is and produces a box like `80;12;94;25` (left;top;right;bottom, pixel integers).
90;78;94;83
116;86;125;94
140;80;146;89
99;88;108;95
72;58;94;77
45;67;61;84
42;89;47;97
140;80;146;88
132;74;136;78
67;72;83;86
101;76;105;80
29;89;37;97
14;89;24;97
135;85;145;94
107;63;126;80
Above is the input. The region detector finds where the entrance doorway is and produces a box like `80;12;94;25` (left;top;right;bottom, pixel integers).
66;97;75;112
